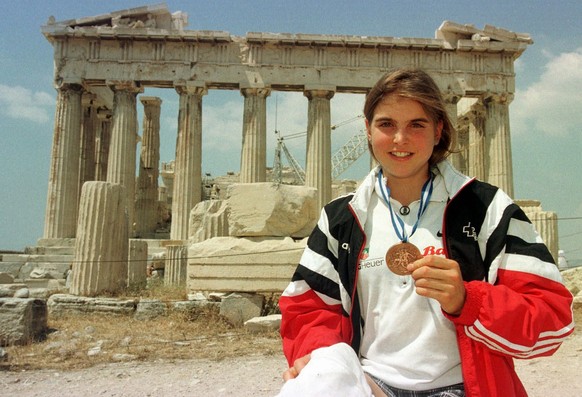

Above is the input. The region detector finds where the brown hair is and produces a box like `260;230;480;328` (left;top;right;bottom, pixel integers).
364;68;456;166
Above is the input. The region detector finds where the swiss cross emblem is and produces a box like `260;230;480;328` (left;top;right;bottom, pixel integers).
463;223;478;241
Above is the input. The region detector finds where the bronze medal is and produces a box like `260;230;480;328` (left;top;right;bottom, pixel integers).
385;242;422;276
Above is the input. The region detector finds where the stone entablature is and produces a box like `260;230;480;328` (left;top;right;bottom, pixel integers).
43;6;531;105
45;3;185;31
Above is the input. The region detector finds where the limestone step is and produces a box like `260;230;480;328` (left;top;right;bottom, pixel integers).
1;254;73;264
0;259;70;281
36;238;76;248
0;262;25;279
24;278;67;289
24;245;76;256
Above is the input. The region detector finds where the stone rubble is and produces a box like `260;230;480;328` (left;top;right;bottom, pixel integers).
187;236;306;293
0;298;48;346
225;183;318;239
30;291;279;328
47;294;138;317
561;267;582;308
0;272;15;284
134;299;168;320
244;314;282;333
219;292;265;327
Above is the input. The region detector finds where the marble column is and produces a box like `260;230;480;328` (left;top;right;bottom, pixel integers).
94;109;112;181
171;81;207;241
484;93;514;197
135;96;162;238
79;94;98;193
240;87;271;183
304;87;335;209
467;102;486;180
43;82;83;239
453;122;469;175
443;92;462;171
106;81;143;237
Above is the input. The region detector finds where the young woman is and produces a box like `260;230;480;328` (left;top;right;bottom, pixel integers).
278;68;574;396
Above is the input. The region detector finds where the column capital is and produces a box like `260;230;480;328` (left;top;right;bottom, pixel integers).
96;108;112;121
459;101;486;123
240;87;271;98
54;80;84;93
174;80;208;96
81;92;98;106
442;89;464;105
304;85;336;100
106;80;143;94
140;96;163;107
483;92;514;105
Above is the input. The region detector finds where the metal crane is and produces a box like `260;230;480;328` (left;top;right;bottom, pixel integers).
272;130;306;184
272;115;368;184
331;130;368;179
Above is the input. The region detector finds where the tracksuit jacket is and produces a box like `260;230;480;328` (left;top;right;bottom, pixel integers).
280;160;574;397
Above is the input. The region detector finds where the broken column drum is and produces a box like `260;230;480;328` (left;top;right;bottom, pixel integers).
70;181;129;296
165;244;188;286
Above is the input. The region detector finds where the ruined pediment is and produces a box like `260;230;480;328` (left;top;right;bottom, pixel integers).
436;20;533;49
44;3;187;31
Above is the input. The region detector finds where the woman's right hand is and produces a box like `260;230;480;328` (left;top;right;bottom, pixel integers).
282;354;311;381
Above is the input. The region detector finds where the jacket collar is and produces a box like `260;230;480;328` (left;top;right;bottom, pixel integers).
348;160;473;227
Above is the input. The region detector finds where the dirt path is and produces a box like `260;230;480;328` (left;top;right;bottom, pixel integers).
0;354;287;397
1;331;580;397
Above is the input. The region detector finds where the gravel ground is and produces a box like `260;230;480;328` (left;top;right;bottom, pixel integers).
1;327;580;397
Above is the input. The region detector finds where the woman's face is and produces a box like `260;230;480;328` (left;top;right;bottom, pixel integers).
366;94;442;186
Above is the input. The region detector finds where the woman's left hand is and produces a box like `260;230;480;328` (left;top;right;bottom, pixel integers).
407;256;466;315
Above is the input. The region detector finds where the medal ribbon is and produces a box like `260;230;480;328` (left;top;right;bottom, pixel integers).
377;169;434;243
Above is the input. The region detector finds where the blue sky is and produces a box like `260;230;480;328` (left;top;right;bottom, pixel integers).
1;1;581;265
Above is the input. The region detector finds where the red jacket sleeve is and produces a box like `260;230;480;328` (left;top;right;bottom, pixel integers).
279;287;353;366
446;268;574;359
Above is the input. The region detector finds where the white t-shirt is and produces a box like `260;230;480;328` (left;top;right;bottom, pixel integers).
357;172;463;390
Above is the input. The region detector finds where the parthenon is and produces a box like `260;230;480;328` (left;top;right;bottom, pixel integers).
38;4;558;266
